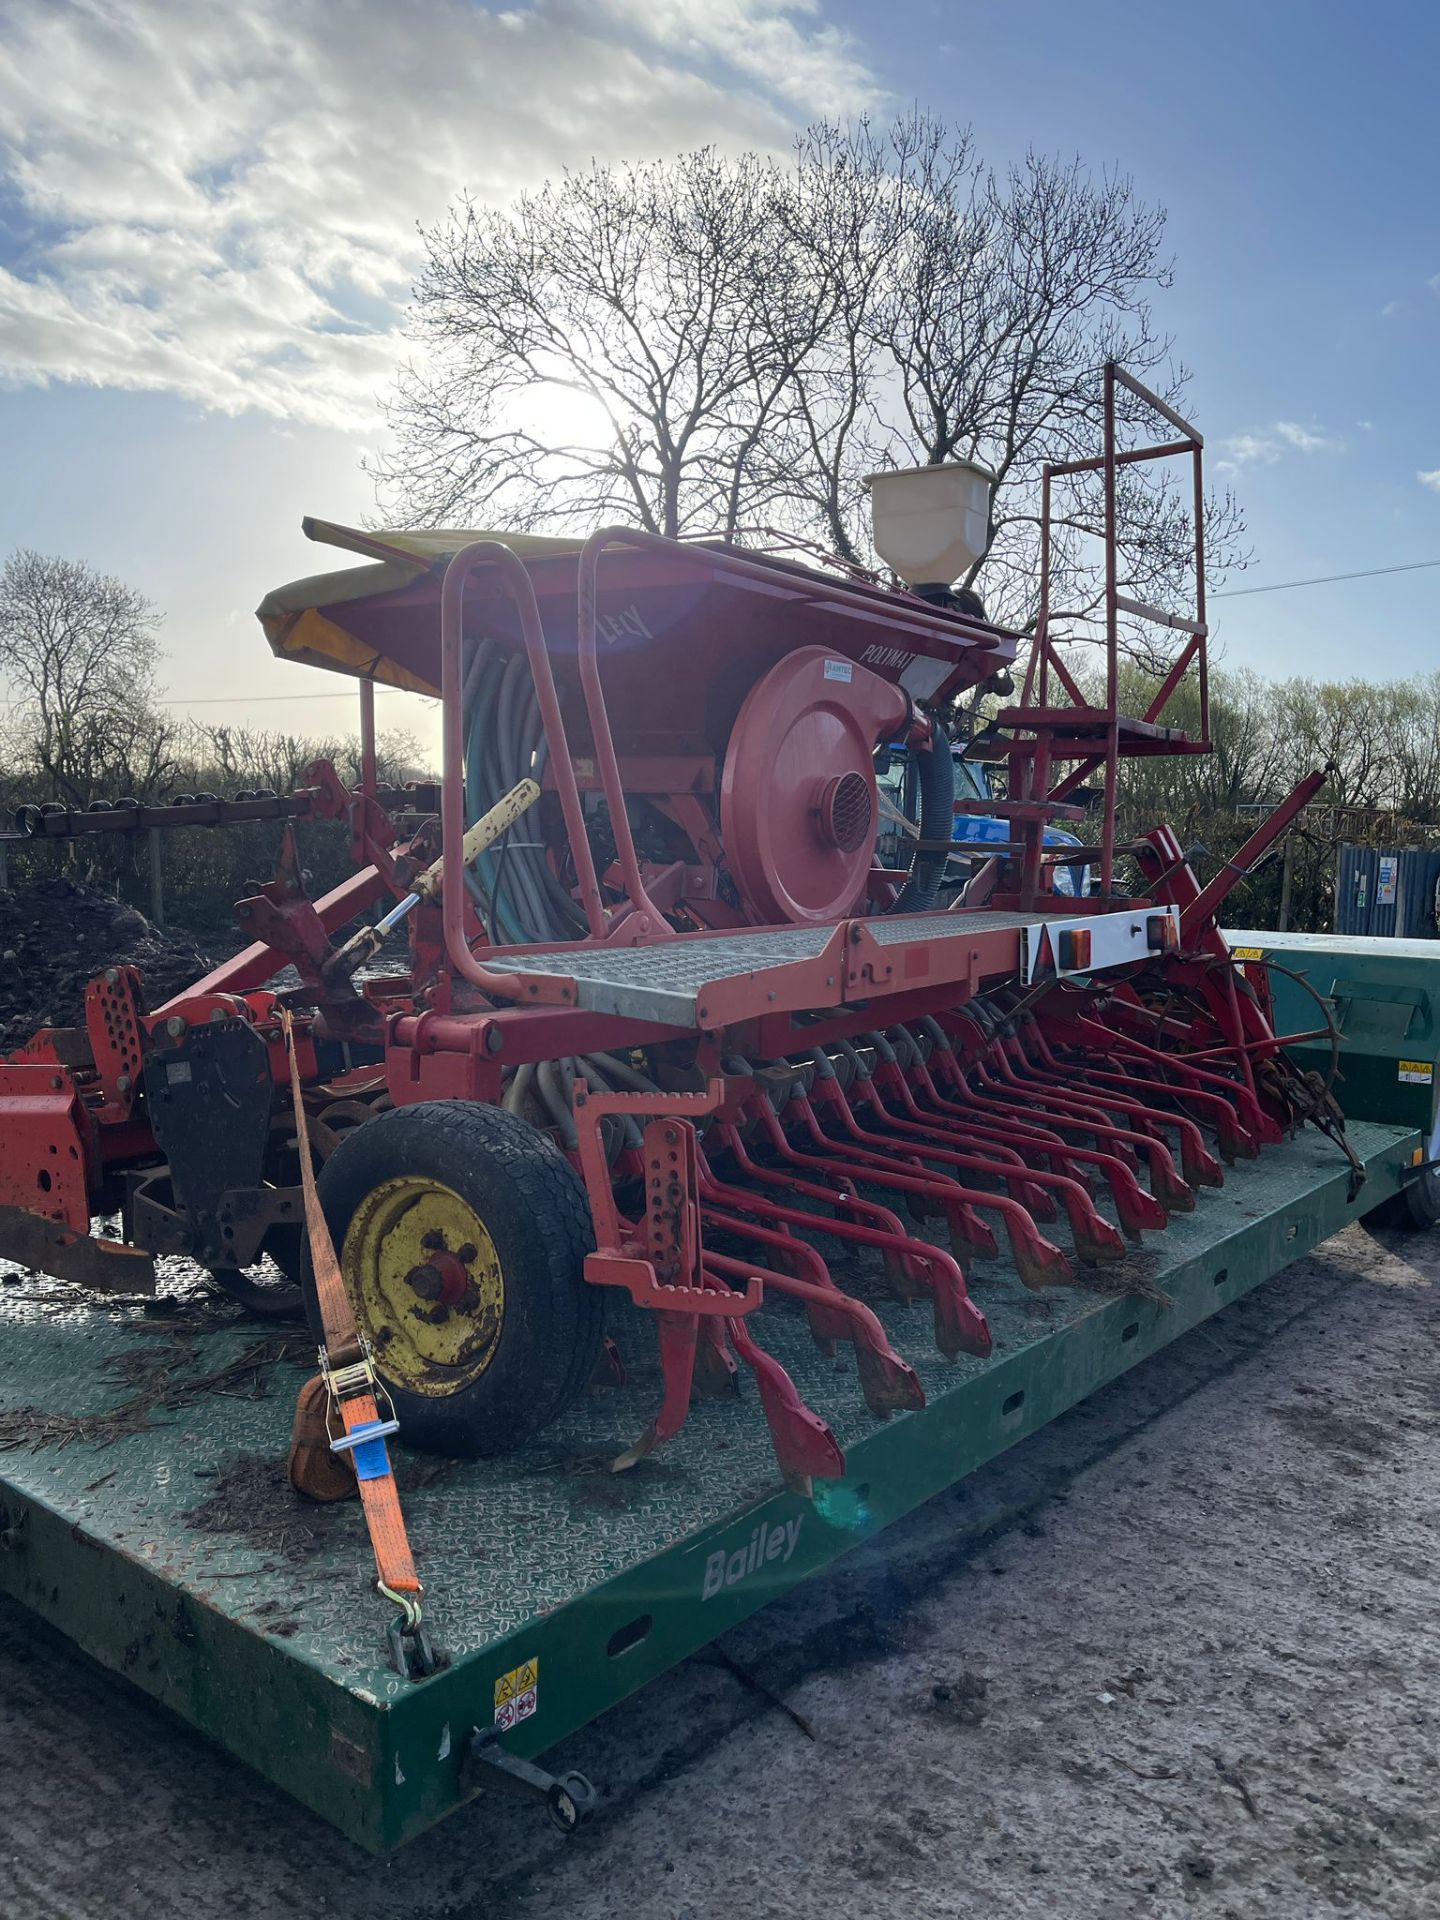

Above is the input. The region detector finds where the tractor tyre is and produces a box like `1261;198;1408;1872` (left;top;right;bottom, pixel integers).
303;1100;604;1458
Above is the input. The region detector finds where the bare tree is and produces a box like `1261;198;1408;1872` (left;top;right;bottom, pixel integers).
374;116;1245;656
371;150;840;538
191;723;427;796
775;117;1245;647
0;549;169;806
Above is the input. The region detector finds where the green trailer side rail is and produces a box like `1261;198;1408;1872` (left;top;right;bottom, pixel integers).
0;1115;1419;1852
1227;927;1440;1149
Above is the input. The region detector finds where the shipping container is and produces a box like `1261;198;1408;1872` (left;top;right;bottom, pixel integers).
1335;845;1440;938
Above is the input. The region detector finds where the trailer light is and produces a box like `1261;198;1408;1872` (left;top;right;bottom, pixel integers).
1147;913;1178;953
1058;927;1091;971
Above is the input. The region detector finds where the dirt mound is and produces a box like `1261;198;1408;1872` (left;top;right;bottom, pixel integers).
0;878;236;1051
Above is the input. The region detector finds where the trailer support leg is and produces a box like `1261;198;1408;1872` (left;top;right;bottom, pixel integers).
460;1727;598;1834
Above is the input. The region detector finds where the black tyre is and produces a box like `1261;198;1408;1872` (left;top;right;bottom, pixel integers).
303;1100;603;1457
1368;1161;1440;1232
206;1261;304;1318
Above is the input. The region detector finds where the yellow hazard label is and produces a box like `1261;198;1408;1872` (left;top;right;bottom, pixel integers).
1398;1060;1434;1085
494;1657;540;1726
1230;947;1265;962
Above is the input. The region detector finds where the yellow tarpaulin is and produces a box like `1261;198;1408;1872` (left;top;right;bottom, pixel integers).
255;520;588;695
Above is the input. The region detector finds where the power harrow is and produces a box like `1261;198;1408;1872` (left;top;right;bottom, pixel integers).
1;363;1433;1846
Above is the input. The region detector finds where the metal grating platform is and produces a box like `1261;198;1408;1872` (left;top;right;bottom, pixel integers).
862;908;1047;945
487;923;837;1022
485;910;1049;1025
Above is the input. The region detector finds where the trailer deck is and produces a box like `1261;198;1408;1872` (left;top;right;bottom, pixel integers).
0;1119;1413;1852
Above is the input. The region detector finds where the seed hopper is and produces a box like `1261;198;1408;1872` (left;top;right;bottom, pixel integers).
1;364;1436;1848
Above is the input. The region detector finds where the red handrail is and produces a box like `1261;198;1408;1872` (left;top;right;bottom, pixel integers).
439;543;606;999
574;528;681;934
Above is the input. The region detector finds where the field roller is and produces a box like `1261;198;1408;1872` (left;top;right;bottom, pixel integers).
1;362;1437;1848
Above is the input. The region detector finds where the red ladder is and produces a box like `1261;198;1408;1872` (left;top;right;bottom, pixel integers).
991;360;1212;907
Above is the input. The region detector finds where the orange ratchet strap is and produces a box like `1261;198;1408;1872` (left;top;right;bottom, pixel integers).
279;1007;440;1679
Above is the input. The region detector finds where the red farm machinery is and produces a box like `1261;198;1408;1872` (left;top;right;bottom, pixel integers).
1;364;1435;1847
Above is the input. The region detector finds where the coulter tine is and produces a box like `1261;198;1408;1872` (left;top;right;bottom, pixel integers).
1152;1160;1197;1211
973;1060;1143;1172
748;1095;1001;1259
693;1317;741;1398
698;1203;846;1349
709;1278;848;1489
1006;1024;1227;1190
611;1308;701;1473
824;1067;1124;1273
875;1055;1058;1219
718;1131;893;1236
913;1059;1170;1235
893;1027;1100;1199
1011;1240;1078;1289
880;1244;931;1303
701;1134;982;1365
1068;1011;1282;1146
1178;1138;1226;1189
804;1082;1074;1287
946;1205;1001;1260
729;1101;990;1355
1029;1013;1251;1159
705;1248;924;1417
914;1253;993;1359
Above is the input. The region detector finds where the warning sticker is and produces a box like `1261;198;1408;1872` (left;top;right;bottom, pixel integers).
1230;947;1265;962
1398;1060;1434;1085
494;1657;539;1726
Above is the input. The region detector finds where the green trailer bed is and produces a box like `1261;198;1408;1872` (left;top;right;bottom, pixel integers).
0;1116;1415;1851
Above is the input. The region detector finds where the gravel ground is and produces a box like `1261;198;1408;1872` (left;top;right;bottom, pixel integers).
2;1215;1437;1919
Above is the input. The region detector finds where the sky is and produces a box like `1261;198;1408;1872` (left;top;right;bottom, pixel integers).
0;0;1436;752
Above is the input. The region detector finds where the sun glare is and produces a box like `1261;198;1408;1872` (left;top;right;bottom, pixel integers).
513;381;618;451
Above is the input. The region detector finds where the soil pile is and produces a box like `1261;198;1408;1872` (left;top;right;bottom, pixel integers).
0;879;236;1050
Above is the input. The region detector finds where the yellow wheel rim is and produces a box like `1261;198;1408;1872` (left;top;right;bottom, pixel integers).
340;1176;504;1397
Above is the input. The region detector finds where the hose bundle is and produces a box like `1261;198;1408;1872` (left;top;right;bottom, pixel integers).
462;639;587;944
890;732;956;914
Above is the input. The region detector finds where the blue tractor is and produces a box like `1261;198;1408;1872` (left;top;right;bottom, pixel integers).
875;739;1091;900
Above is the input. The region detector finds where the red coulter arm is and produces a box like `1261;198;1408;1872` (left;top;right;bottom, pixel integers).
572;1076;851;1484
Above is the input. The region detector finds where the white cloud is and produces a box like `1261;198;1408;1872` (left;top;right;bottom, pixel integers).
1217;431;1281;471
1272;421;1338;453
1216;419;1342;473
1419;470;1440;494
1381;299;1401;318
1429;272;1440;297
0;0;877;434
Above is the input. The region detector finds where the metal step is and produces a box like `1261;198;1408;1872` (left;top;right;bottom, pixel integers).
995;707;1207;757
